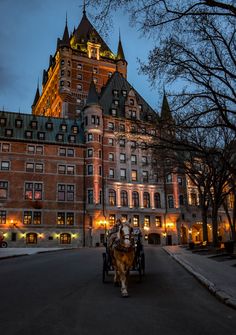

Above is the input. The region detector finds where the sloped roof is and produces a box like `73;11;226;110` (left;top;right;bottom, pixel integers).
99;71;159;122
0;111;84;145
72;12;113;54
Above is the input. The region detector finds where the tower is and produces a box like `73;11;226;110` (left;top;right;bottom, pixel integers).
32;9;127;119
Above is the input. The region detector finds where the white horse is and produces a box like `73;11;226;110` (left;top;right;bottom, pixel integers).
109;222;135;297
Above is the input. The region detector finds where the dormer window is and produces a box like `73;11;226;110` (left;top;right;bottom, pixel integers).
31;120;38;129
122;90;127;97
0;118;6;126
56;134;64;142
38;132;45;140
25;130;32;139
71;125;78;134
15;119;23;128
113;90;119;98
68;135;76;143
111;109;117;116
46;122;53;130
5;129;13;137
130;99;134;105
114;100;119;106
138;104;143;111
60;124;67;132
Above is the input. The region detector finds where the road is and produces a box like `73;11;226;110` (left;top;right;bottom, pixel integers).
0;246;235;335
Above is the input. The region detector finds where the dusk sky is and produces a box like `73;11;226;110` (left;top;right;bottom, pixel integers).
0;0;161;114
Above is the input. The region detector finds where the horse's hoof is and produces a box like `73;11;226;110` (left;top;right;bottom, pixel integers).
121;292;129;297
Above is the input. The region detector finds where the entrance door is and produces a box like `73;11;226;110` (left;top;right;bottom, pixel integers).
148;233;161;245
167;235;172;246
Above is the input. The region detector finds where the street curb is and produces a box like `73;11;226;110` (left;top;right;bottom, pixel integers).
0;247;77;261
163;247;236;310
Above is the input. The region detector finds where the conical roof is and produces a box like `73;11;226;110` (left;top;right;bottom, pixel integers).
86;80;99;105
58;18;70;48
116;35;125;61
32;85;40;107
161;93;172;120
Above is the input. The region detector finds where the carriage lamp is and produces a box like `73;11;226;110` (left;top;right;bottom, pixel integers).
3;233;8;238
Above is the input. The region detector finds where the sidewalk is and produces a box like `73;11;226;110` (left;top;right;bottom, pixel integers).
0;247;75;260
163;245;236;309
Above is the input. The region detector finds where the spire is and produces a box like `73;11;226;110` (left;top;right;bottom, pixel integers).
83;0;86;17
116;31;125;61
161;92;172;120
61;14;70;47
32;82;40;107
86;79;99;105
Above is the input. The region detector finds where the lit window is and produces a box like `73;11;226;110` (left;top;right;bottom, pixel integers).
109;189;116;206
109;168;114;178
143;192;150;208
131;170;137;181
0;181;8;199
1;161;9;170
155;216;162;227
60;233;71;244
0;210;6;224
144;216;150;227
133;215;139;227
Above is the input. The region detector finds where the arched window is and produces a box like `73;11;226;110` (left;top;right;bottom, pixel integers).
26;233;37;244
143;192;150;208
154;192;161;208
109;189;116;206
132;191;139;208
121;190;128;207
60;233;71;244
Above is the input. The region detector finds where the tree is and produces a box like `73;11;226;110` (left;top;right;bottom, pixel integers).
90;0;236;133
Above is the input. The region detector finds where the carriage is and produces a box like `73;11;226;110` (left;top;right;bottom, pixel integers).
102;226;145;284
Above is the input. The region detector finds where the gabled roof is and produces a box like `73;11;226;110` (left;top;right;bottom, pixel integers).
99;71;158;121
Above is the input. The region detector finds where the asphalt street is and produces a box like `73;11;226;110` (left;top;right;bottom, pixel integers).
0;246;236;335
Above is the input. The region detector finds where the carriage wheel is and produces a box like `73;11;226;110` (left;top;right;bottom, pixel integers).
0;241;8;248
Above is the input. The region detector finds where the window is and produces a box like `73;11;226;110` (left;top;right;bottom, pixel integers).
168;195;174;208
77;84;82;91
120;169;126;180
99;150;102;158
120;153;126;163
142;171;148;182
99;166;102;176
58;165;66;174
77;63;82;70
5;129;13;137
155;216;162;227
108;138;114;146
71;125;78;134
132;192;139;208
87;165;93;175
0;117;6;126
60;233;71;244
25;131;32;139
122;90;127;97
119;139;125;147
120;124;125;132
38;132;45;140
0;210;6;224
142;156;147;165
59;147;66;156
131;155;137;165
57;212;65;225
25;183;42;201
121;190;128;207
0;181;8;199
87;149;93;157
60;124;67;132
131;170;137;181
154;193;161;208
26;233;37;245
144;216;150;227
93;67;98;74
91;115;96;124
67;165;74;175
111;108;117;116
23;211;41;225
114;100;119;106
45;122;53;130
26;162;34;172
56;134;64;142
2;143;10;152
109;189;116;206
15;119;23;128
143;192;150;208
109;168;114;178
130;99;134;105
28;145;35;154
178;176;183;185
31;120;38;129
133;215;139;227
69;135;76;143
130;141;136;149
108;122;114;130
67;148;74;157
35;163;43;173
88;189;93;204
131;110;137;119
109;153;114;161
1;161;10;170
58;184;74;202
166;174;172;183
88;133;93;142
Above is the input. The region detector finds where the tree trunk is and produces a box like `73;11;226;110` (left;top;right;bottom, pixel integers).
211;207;219;247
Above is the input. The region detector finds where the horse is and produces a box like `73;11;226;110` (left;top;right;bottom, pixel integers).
108;222;135;297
